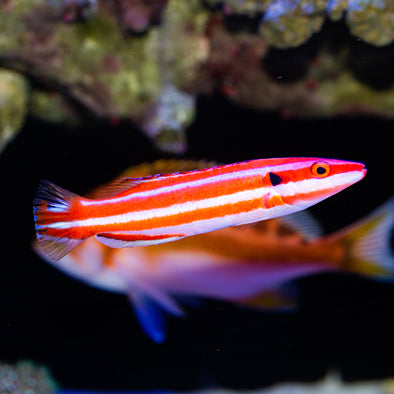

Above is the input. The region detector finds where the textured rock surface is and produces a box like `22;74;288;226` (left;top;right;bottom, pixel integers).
0;69;28;153
0;0;393;153
0;361;57;393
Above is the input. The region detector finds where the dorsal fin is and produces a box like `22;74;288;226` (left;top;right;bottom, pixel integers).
89;159;218;199
120;159;218;179
92;177;153;199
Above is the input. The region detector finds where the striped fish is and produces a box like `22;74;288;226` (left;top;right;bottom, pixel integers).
33;157;366;263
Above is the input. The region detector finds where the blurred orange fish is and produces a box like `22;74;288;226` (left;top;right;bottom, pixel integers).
34;160;393;342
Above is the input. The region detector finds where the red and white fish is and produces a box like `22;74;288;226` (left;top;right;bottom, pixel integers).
33;157;366;263
33;159;375;342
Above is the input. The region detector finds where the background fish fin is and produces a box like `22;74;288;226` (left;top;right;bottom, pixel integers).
332;197;394;278
127;283;185;342
123;271;184;318
175;295;203;308
237;283;298;311
127;289;167;343
278;210;323;241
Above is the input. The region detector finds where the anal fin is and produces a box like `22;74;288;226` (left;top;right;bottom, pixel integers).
238;283;298;311
96;232;185;248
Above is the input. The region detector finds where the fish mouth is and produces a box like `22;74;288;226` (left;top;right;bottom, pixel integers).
345;166;366;191
352;161;367;179
360;163;367;179
353;163;367;184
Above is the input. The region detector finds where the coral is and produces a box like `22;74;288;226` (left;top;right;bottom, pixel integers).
260;0;327;49
209;0;394;47
0;0;393;154
0;361;57;394
111;0;168;34
327;0;348;21
346;0;394;46
141;83;196;154
0;0;208;153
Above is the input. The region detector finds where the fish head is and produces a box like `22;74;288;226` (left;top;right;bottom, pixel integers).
266;157;367;211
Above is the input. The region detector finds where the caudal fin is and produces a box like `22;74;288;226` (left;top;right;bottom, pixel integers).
333;198;394;279
33;180;85;262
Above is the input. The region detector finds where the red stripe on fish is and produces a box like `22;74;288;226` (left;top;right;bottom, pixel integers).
97;233;185;241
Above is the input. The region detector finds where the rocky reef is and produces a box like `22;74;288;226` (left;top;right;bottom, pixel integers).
0;0;393;153
0;69;28;153
0;361;57;393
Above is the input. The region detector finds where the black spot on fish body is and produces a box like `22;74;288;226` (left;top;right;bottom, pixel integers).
269;172;283;186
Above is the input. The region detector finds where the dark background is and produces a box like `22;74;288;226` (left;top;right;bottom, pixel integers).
0;29;394;390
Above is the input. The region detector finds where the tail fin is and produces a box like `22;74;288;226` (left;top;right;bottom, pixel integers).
33;180;85;262
332;198;394;279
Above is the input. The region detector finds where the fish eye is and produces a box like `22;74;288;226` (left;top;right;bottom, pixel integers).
311;162;330;178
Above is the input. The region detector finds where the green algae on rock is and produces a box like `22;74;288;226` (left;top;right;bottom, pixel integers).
259;0;326;49
0;0;394;154
210;0;394;47
347;0;394;47
0;70;28;153
0;0;198;152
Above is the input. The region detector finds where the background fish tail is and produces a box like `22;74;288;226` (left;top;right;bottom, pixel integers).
33;180;86;262
335;198;394;279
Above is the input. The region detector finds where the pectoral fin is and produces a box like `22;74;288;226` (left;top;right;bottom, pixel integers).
127;285;184;343
120;268;184;342
128;289;167;343
96;232;185;248
111;246;185;342
263;192;286;209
